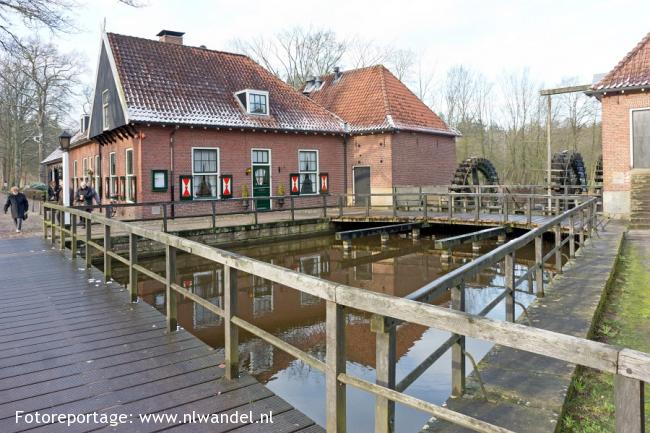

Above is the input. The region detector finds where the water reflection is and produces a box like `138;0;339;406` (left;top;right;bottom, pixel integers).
111;231;560;433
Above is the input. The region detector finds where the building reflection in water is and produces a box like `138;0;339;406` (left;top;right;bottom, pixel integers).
112;231;558;433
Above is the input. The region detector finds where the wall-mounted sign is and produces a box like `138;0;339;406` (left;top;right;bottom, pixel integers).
319;173;329;194
221;175;233;198
152;170;168;192
179;175;193;200
289;173;300;195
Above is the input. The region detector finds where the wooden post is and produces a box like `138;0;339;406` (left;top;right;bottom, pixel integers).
50;209;56;245
254;200;258;225
165;245;177;332
448;193;453;219
58;210;65;250
423;194;428;219
372;315;396;433
555;197;560;215
129;233;138;303
224;265;239;380
326;301;346;433
392;194;397;217
535;236;544;297
505;252;515;322
291;196;296;221
162;204;168;233
451;282;466;397
103;224;111;280
85;222;92;269
43;207;48;239
211;201;216;230
579;209;585;247
71;214;77;257
366;195;370;217
614;374;645;433
554;224;562;274
338;195;343;218
527;196;533;225
322;194;327;217
569;213;576;259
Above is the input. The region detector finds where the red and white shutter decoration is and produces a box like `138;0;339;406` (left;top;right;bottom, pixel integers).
290;173;300;195
319;173;329;194
221;175;233;198
179;175;193;200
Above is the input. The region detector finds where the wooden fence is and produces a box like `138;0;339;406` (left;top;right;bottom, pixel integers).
42;197;647;433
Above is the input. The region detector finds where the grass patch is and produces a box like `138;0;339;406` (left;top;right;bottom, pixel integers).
559;242;650;432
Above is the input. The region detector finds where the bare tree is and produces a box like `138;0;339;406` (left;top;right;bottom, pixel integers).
232;27;346;89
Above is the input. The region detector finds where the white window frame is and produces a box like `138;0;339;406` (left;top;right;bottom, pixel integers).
191;147;220;200
73;160;78;191
125;148;135;203
102;89;110;131
109;152;117;198
94;154;101;196
629;107;650;168
235;89;270;116
82;158;88;183
298;149;319;195
251;148;272;209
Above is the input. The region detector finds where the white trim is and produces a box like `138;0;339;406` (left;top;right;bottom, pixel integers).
234;89;270;116
298;149;319;195
102;89;110;131
629;107;650;168
102;32;130;123
125;148;134;203
191;146;221;200
251;148;272;210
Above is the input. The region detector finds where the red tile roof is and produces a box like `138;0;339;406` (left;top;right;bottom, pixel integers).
106;33;344;133
593;32;650;92
306;65;457;135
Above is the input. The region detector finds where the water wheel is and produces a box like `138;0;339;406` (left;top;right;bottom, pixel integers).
550;150;587;194
593;155;603;194
450;157;500;210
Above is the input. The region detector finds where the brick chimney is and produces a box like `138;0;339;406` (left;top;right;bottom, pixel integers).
156;30;184;45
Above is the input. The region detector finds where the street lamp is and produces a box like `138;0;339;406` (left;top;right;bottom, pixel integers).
59;130;72;151
59;130;72;223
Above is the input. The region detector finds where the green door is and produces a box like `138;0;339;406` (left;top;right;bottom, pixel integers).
252;150;271;210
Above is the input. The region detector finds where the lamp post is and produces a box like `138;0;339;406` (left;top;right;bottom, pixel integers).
59;130;72;224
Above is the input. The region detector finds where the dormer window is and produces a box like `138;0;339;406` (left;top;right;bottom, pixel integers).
235;90;269;115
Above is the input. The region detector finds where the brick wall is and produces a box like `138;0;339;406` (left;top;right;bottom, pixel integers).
391;132;456;186
347;133;393;197
601;91;650;215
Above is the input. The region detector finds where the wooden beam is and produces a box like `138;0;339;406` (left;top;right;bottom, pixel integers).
434;226;508;250
539;84;591;96
335;222;423;241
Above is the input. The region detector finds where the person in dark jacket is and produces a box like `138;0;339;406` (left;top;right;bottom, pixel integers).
76;182;99;227
4;186;29;233
48;181;61;202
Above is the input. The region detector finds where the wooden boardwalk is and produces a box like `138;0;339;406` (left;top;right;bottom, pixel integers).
0;237;322;433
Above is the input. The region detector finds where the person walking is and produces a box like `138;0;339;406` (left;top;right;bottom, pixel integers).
48;180;61;202
4;186;29;233
76;182;100;227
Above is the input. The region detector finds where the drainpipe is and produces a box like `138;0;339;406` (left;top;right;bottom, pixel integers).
343;122;350;201
169;128;177;218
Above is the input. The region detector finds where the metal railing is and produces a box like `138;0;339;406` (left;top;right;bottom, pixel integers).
41;197;647;433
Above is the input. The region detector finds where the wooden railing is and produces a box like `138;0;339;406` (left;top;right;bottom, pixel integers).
42;198;647;433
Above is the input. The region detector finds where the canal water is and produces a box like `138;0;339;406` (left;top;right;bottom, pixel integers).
110;228;560;432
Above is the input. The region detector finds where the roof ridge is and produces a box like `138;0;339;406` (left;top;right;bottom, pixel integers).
596;31;650;89
107;32;250;59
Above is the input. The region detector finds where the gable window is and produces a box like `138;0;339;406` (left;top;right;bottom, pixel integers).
125;148;135;202
102;90;111;130
298;150;318;195
192;148;219;199
109;152;117;198
235;90;269;115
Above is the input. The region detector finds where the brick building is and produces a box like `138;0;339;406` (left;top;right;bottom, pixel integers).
304;65;459;205
589;32;650;218
68;30;456;215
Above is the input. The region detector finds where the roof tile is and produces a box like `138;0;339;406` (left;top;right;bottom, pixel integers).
106;33;344;133
593;32;650;91
307;65;457;135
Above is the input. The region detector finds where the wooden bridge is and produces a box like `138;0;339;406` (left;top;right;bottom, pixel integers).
33;195;649;433
0;236;322;433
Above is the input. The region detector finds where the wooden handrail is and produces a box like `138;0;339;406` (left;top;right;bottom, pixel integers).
42;198;646;433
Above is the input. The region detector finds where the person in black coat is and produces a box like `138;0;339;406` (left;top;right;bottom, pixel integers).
4;186;29;233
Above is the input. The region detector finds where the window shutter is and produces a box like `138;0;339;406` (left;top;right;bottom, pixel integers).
289;173;300;195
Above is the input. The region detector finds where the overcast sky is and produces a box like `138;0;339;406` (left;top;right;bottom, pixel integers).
50;0;650;115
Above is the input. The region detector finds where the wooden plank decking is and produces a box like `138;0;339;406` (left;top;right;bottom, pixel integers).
0;237;322;433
